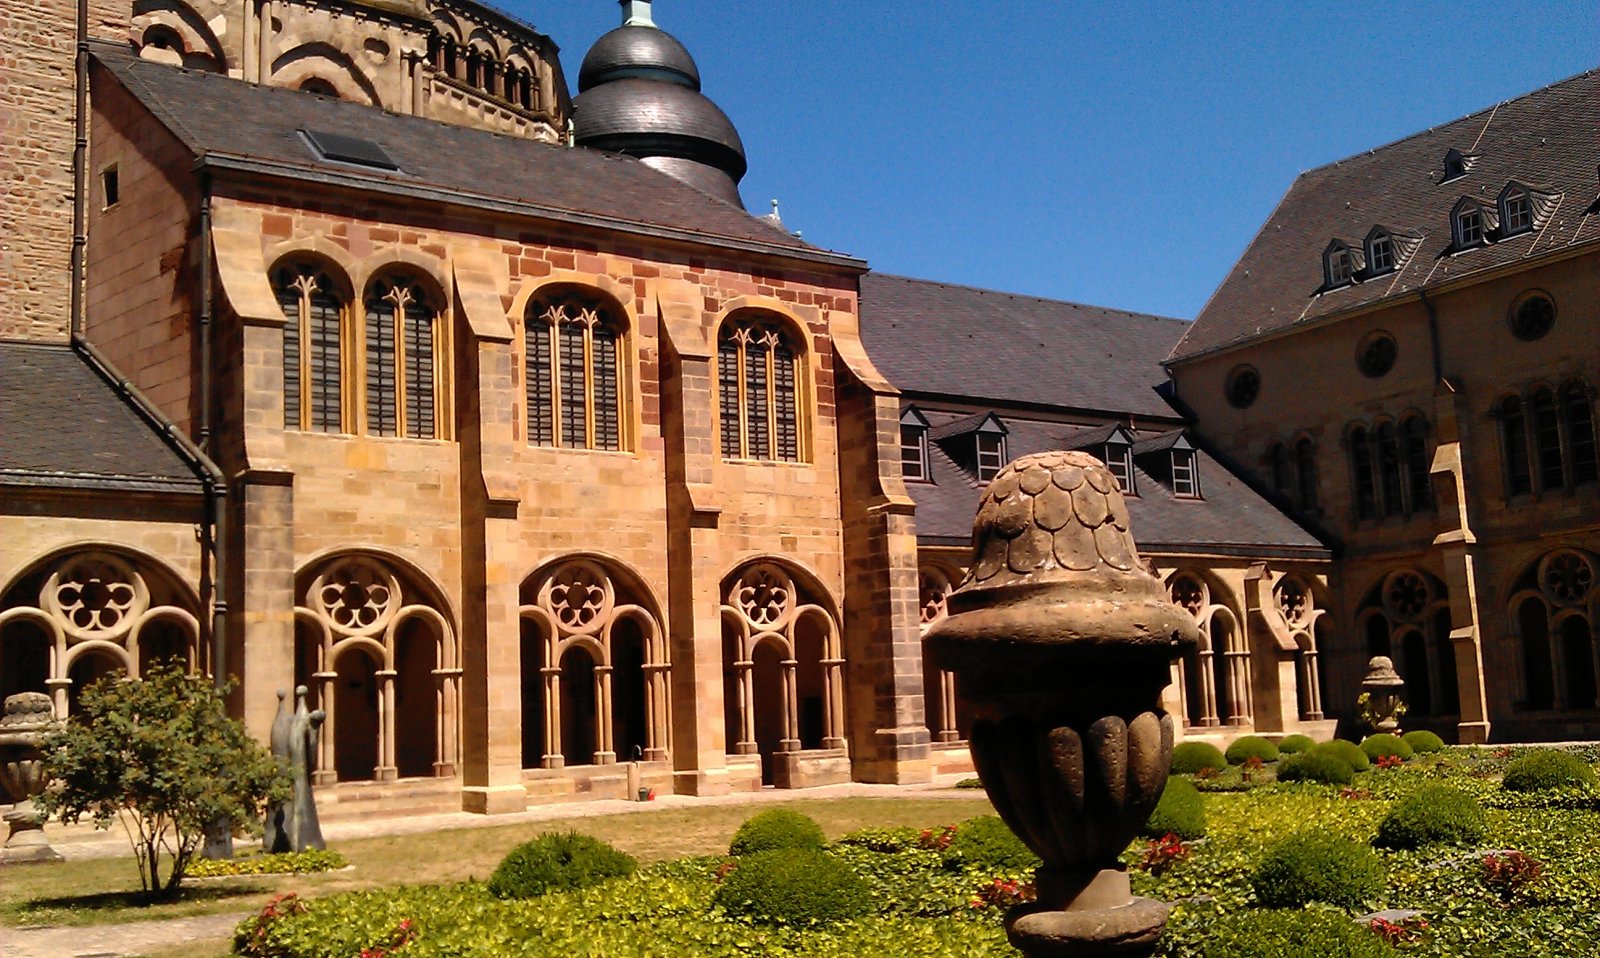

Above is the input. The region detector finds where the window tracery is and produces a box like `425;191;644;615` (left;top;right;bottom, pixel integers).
1358;569;1456;718
1495;379;1597;497
718;316;802;462
524;291;626;451
275;263;346;432
364;275;440;439
1273;574;1327;720
1510;549;1599;712
1346;416;1431;519
917;564;969;743
1166;572;1250;728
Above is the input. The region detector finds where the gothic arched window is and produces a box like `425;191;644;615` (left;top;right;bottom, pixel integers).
274;263;347;433
524;290;626;451
363;275;441;439
1497;380;1598;497
718;315;802;462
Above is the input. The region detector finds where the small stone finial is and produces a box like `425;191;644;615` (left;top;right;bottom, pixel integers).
620;0;655;27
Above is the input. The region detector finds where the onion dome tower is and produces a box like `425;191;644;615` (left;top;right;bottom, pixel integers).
573;0;748;208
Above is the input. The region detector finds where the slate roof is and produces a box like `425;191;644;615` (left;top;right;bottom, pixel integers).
910;411;1326;558
1173;67;1600;362
0;342;204;494
91;44;856;268
858;273;1188;421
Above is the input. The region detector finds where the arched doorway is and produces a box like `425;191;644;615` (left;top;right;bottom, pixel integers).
1509;550;1598;712
559;645;598;766
333;646;380;782
750;638;787;785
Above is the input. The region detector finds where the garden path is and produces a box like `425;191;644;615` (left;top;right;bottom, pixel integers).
1;910;246;958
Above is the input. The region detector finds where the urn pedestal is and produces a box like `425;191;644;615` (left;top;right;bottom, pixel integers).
925;452;1198;958
1360;656;1407;734
0;692;63;865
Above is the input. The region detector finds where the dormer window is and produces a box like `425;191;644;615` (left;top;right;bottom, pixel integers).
899;407;930;482
1366;231;1394;275
1500;186;1533;237
1452;200;1486;249
1323;241;1356;288
1103;440;1135;494
1129;429;1199;499
1170;449;1199;498
1442;148;1474;183
976;432;1006;481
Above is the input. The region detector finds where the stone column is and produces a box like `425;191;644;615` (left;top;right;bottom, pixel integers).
595;664;615;765
312;670;336;784
781;659;800;751
541;666;563;768
375;669;397;781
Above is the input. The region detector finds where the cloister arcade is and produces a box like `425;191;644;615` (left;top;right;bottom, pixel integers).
1510;548;1598;712
1357;569;1458;719
1166;570;1251;728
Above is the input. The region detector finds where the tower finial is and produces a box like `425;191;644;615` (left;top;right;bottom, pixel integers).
620;0;655;28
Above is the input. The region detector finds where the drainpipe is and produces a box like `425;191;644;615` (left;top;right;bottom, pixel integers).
1419;288;1442;386
69;0;88;338
197;175;230;691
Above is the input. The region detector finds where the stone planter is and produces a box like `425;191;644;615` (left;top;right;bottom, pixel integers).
0;692;63;865
925;451;1198;957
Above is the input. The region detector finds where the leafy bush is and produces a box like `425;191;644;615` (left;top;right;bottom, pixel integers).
189;848;346;878
1277;734;1316;755
1143;777;1206;840
1251;831;1384;908
941;815;1038;872
1402;730;1445;754
486;832;636;899
954;777;985;789
1361;733;1415;763
1277;748;1355;785
1318;739;1372;772
728;808;826;856
713;848;871;924
1225;735;1280;765
835;826;921;853
1171;741;1227;775
1374;784;1486;849
1501;749;1599;792
37;664;288;899
1199;907;1398;957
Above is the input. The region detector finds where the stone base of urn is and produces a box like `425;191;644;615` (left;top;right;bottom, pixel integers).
2;801;62;864
1006;867;1166;957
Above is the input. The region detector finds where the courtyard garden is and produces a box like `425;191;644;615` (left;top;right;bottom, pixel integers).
8;739;1600;956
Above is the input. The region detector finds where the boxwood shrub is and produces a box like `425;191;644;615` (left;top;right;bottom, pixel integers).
1199;907;1398;957
1318;739;1371;772
1276;748;1355;785
941;815;1038;872
1401;730;1445;754
713;848;871;924
1361;733;1414;763
1143;776;1206;840
835;826;921;853
1251;831;1384;908
1277;733;1316;755
729;808;827;856
1225;735;1280;765
1374;784;1486;849
1501;749;1600;793
1171;741;1227;775
486;832;636;899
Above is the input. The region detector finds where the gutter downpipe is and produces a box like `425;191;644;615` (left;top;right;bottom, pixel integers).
1419;288;1443;385
69;0;88;339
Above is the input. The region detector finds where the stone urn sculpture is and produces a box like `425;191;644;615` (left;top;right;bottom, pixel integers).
0;692;63;864
1359;656;1407;734
925;451;1198;957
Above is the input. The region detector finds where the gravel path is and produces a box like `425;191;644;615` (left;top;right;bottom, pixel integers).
0;911;245;958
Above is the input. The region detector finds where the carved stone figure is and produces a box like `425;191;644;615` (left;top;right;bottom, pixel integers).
0;692;63;864
263;686;326;853
924;451;1199;957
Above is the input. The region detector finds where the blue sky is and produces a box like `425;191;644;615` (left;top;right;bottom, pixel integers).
508;1;1598;320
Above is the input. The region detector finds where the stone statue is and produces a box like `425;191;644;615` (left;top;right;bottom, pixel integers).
263;686;326;853
924;451;1199;958
0;692;63;864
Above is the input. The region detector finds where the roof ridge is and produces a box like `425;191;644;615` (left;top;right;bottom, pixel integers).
864;271;1188;325
1294;65;1598;181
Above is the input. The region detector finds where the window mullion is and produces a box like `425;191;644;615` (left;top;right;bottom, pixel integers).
393;304;407;438
548;322;562;447
1525;396;1542;495
584;324;595;449
298;293;312;431
765;348;777;459
736;342;748;459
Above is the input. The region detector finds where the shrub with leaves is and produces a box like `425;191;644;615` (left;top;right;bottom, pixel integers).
1402;730;1445;754
1251;830;1384;908
1139;833;1190;877
713;848;871;924
941;815;1038;872
1482;850;1542;903
1225;735;1280;765
1171;741;1227;775
728;808;826;856
1361;733;1415;763
1277;748;1355;785
189;848;346;878
1199;907;1399;957
1143;776;1206;839
1276;733;1316;755
486;832;636;899
1374;784;1486;849
1319;739;1372;772
835;826;921;853
1500;749;1599;792
37;664;288;898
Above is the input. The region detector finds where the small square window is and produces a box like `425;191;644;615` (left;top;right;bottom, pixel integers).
900;425;928;482
976;433;1005;482
1172;451;1199;498
1456;209;1483;247
1504;193;1532;234
1368;236;1393;273
1326;247;1353;286
101;165;119;209
1103;444;1135;495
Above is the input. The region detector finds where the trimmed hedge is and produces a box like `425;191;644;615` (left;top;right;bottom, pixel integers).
713;848;872;925
189;848;346;878
1361;733;1415;763
836;826;921;853
1318;739;1371;772
1374;784;1486;849
1199;907;1399;957
729;809;827;856
1402;730;1445;754
1501;750;1599;793
1276;734;1316;755
486;832;636;900
1277;749;1355;785
1251;831;1384;908
942;815;1038;872
1225;736;1280;765
1171;741;1228;775
1143;776;1206;840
